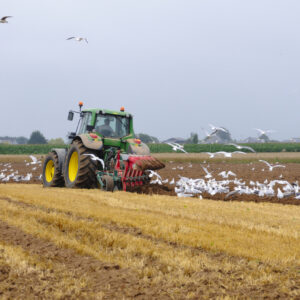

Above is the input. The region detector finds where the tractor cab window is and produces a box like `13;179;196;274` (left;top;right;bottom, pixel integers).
78;112;92;134
95;114;130;137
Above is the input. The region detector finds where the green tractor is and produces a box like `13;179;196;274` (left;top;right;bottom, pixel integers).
42;102;164;191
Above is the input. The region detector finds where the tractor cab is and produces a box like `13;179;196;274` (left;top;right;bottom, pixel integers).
68;103;134;142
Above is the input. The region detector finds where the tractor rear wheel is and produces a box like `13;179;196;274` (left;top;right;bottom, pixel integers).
42;151;65;187
63;140;99;188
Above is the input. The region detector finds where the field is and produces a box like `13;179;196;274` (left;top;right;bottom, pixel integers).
2;142;300;154
0;153;300;298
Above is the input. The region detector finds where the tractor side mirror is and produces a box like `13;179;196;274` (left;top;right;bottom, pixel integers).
86;125;94;132
68;111;74;121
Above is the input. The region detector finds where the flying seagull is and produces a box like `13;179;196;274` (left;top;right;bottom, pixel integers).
259;160;285;171
67;37;88;43
166;142;187;153
209;124;228;134
0;16;12;23
227;143;256;153
254;128;275;136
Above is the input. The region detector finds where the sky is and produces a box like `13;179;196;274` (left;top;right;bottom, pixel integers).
1;0;299;141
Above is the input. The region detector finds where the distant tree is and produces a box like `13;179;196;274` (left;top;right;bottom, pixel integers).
259;134;270;142
48;138;65;145
16;136;28;144
186;132;198;144
28;131;47;144
136;133;159;143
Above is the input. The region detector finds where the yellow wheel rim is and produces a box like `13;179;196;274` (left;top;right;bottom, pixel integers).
45;160;55;182
68;151;79;182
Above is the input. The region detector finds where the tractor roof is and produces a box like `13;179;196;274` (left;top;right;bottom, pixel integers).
82;108;131;117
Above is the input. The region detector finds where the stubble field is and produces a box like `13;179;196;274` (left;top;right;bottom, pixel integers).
0;153;300;298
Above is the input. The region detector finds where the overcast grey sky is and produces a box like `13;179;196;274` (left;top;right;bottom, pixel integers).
1;0;299;141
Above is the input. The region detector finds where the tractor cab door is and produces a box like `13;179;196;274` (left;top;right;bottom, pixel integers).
78;112;93;134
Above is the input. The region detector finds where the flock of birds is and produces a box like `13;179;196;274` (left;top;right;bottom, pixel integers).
0;152;299;201
147;161;300;200
1;16;88;44
0;155;42;183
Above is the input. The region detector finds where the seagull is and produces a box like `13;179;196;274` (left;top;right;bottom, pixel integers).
215;151;232;158
29;155;38;164
227;143;256;153
254;128;275;136
218;171;236;178
233;151;247;155
166;142;187;153
67;37;88;43
146;170;162;181
277;188;284;199
0;16;12;23
259;160;286;171
205;152;216;158
84;154;105;169
201;166;213;179
209;124;228;133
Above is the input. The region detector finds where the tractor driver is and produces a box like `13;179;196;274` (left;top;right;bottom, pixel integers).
96;118;114;137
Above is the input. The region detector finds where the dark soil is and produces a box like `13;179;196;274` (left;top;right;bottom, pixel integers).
1;160;300;205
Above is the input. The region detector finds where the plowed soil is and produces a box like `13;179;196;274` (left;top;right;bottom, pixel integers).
1;155;300;205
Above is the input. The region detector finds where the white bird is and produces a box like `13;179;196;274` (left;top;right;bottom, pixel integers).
22;173;32;181
254;128;275;136
146;170;162;181
177;192;193;198
259;160;285;171
233;151;247;155
205;152;216;158
201;166;213;179
84;154;105;169
170;178;175;185
209;124;228;133
29;155;38;164
166;142;187;153
67;37;88;43
218;171;236;178
227;143;256;153
216;151;232;158
277;188;284;199
0;16;12;23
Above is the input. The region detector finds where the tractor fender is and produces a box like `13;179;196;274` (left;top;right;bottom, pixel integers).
127;139;150;155
77;133;104;151
51;148;67;172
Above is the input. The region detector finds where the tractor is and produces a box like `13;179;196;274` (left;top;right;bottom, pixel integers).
42;102;164;191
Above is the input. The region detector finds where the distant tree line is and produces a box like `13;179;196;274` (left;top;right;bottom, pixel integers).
0;131;65;145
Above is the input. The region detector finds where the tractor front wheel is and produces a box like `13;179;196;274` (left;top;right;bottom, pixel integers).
42;151;65;187
63;140;99;188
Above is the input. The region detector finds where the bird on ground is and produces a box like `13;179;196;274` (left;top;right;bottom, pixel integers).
146;170;162;181
259;160;286;171
29;155;39;164
0;16;12;23
218;171;236;178
84;154;105;169
67;37;88;43
227;143;256;153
